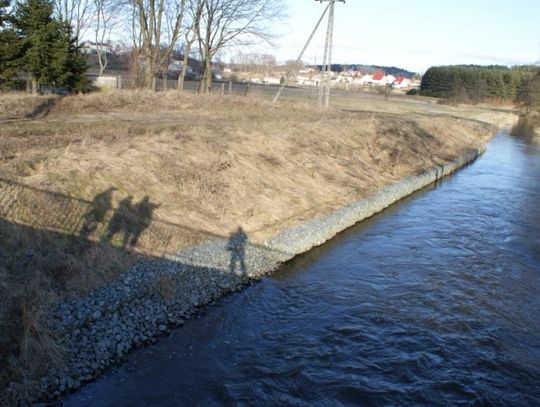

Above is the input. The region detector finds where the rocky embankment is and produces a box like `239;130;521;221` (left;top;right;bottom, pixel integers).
7;147;485;402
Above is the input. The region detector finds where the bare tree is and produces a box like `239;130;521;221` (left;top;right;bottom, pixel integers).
521;70;540;113
54;0;94;40
131;0;187;88
94;0;125;76
472;78;488;105
377;83;393;101
231;52;275;75
449;77;469;105
195;0;284;93
177;0;203;91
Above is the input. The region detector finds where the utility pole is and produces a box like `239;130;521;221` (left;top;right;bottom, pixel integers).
317;0;344;109
273;0;344;106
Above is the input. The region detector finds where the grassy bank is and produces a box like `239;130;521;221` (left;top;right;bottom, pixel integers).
1;90;498;402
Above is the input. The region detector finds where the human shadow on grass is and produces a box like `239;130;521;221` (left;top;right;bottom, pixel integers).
101;195;160;250
79;187;117;240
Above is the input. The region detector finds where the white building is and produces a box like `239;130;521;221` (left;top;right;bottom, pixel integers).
385;75;396;85
263;77;281;85
297;76;319;87
393;76;411;89
81;41;112;54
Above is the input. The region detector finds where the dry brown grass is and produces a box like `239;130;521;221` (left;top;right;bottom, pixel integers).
0;92;60;120
0;89;500;401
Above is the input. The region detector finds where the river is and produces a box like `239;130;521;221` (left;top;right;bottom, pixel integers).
64;132;540;406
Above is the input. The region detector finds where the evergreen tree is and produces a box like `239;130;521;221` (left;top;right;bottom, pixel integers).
14;0;56;91
0;0;24;89
13;0;88;92
421;65;530;103
50;21;89;92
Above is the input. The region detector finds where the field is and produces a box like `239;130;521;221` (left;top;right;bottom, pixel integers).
0;88;514;402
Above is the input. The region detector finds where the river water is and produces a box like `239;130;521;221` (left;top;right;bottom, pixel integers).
64;133;540;406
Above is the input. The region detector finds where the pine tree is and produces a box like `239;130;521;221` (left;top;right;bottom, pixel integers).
14;0;55;92
50;21;90;92
13;0;88;93
0;0;24;89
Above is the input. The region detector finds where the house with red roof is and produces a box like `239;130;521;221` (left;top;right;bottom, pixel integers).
393;76;411;89
370;72;386;85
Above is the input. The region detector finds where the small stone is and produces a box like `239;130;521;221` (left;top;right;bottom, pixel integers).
92;310;102;320
158;324;166;332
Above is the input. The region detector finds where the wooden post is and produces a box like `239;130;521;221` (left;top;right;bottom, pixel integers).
152;77;157;92
220;83;225;96
245;84;250;97
116;76;123;90
228;80;232;94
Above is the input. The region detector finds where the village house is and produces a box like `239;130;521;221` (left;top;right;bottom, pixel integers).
335;74;353;84
297;75;319;87
299;67;318;75
369;72;387;86
263;77;281;85
385;74;396;85
81;41;113;54
393;76;411;89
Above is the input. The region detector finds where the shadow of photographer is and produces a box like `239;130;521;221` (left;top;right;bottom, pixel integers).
226;226;248;275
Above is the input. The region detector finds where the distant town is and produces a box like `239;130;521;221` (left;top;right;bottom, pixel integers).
80;41;421;92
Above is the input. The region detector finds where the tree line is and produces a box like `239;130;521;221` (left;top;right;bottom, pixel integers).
0;0;284;93
420;65;539;106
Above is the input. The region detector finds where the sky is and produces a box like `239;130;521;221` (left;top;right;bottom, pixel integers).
266;0;540;73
